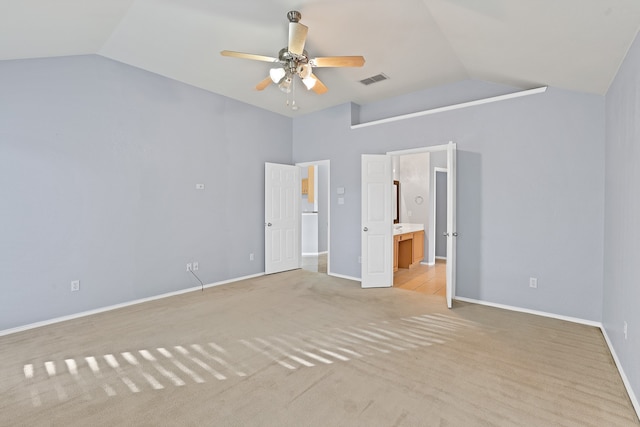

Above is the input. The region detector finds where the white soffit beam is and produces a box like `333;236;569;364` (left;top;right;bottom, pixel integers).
351;86;548;129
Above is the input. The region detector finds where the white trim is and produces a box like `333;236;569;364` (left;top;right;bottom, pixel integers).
601;327;640;418
387;143;451;156
455;296;602;327
421;261;435;266
328;272;361;282
435;256;447;260
0;272;265;337
351;87;548;129
302;251;329;256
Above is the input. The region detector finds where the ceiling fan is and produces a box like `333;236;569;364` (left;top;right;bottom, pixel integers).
221;10;365;104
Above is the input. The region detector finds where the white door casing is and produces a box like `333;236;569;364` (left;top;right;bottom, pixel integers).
265;163;300;275
361;154;393;288
445;142;457;308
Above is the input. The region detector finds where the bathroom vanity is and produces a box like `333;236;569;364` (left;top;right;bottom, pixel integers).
393;223;425;272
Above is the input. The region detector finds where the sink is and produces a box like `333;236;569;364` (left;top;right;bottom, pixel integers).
393;223;424;235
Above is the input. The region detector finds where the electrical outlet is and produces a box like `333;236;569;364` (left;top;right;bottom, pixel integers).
195;184;205;190
529;277;538;288
70;280;80;292
193;262;199;271
249;253;254;261
624;321;628;340
186;263;192;272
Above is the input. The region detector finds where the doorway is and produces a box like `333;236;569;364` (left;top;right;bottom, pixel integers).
393;159;448;297
296;160;330;275
361;142;457;307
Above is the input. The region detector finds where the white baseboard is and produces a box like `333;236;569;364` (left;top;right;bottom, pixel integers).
422;261;435;266
454;296;602;327
456;296;639;421
600;327;640;419
0;272;265;337
328;272;361;282
435;256;447;260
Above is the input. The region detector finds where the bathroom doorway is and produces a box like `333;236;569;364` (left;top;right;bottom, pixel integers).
383;143;455;306
297;160;330;274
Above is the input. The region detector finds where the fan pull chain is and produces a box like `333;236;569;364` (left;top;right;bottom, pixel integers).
291;77;298;110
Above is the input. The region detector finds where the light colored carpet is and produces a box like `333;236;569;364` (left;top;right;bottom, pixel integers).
1;270;638;426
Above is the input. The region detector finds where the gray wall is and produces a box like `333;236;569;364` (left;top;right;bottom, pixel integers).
603;30;640;411
317;162;329;253
0;55;292;330
429;150;448;263
397;152;430;261
435;171;447;258
398;153;430;225
293;81;605;322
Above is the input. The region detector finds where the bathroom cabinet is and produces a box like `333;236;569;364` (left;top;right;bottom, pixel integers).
393;228;425;272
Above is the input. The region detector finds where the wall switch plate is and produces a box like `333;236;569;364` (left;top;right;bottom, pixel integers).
337;187;345;195
193;262;199;271
186;263;192;272
195;184;205;190
70;280;80;292
338;197;345;205
249;253;254;261
624;321;628;340
529;277;538;288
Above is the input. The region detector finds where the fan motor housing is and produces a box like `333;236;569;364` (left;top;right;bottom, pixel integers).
287;11;302;23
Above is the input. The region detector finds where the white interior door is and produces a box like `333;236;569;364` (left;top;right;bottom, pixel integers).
265;163;300;274
445;142;457;308
361;154;393;288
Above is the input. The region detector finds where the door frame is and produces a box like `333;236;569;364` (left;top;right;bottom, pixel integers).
385;142;457;306
295;160;331;275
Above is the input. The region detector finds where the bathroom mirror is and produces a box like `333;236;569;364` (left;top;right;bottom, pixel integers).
393;180;400;224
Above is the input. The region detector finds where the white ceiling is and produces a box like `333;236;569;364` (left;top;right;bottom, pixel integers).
1;0;639;117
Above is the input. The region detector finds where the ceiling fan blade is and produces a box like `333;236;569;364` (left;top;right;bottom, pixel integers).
220;50;279;63
288;22;308;55
312;56;365;68
310;73;328;94
255;76;272;91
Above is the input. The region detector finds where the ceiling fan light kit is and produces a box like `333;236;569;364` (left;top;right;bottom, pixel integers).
220;10;365;110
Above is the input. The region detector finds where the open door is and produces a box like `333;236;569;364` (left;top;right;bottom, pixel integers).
445;142;457;308
265;163;300;274
361;154;393;288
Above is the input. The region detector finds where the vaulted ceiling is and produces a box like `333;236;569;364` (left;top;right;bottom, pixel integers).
2;0;639;117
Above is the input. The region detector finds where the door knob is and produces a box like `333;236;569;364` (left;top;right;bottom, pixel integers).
266;222;272;227
443;232;449;237
453;232;458;237
363;227;368;232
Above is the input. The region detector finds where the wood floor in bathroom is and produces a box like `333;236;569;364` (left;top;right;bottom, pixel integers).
393;259;446;296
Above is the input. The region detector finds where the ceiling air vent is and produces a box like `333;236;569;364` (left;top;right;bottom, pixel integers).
359;73;389;86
